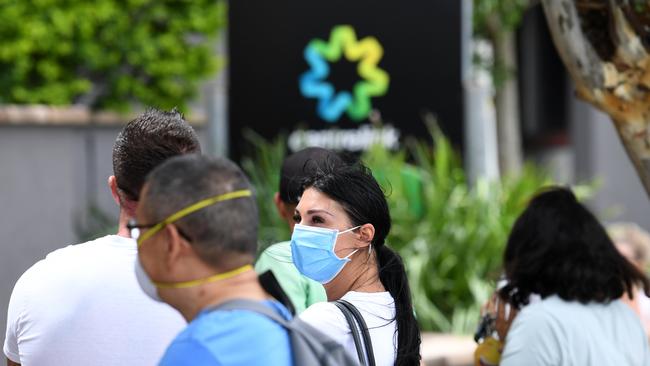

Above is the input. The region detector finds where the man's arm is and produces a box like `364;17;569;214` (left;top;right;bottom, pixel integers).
7;358;20;366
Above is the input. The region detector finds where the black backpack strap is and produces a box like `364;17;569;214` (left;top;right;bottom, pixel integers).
334;301;366;365
336;299;376;366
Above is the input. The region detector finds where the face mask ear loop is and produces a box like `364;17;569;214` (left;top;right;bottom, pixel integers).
339;225;362;236
343;248;359;260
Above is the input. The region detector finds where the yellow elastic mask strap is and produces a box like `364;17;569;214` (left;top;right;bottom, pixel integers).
137;189;253;247
153;264;254;289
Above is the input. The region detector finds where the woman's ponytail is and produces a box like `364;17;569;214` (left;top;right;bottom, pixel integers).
376;244;421;366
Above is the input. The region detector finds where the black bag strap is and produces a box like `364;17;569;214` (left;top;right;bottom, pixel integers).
334;301;366;365
335;299;376;366
258;270;296;315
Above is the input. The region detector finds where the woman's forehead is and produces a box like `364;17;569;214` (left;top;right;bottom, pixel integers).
297;188;343;213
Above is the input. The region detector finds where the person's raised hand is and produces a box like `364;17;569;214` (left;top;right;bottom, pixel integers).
495;295;518;342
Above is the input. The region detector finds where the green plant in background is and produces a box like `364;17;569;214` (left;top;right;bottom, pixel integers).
75;204;117;243
241;130;291;252
0;0;225;111
366;126;544;333
242;126;593;333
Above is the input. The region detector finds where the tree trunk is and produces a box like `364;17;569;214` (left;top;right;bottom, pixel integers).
541;0;650;197
493;31;524;175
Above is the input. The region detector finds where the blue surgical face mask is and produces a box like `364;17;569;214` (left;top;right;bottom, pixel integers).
290;223;361;284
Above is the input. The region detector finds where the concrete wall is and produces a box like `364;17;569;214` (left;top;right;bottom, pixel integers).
0;123;205;347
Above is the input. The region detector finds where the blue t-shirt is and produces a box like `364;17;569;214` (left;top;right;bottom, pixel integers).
159;300;293;366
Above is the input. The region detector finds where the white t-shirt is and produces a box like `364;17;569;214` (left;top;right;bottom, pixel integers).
501;295;650;366
300;291;397;366
4;235;185;366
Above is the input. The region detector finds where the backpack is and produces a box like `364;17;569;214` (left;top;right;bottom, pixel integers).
214;299;359;366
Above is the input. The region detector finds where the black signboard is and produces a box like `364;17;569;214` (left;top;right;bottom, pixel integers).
229;1;462;157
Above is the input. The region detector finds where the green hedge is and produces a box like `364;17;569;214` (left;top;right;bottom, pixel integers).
0;0;225;111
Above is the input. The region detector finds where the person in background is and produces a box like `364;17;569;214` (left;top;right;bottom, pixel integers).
609;222;650;339
294;161;421;366
4;109;198;366
255;147;345;313
131;154;292;366
496;187;650;366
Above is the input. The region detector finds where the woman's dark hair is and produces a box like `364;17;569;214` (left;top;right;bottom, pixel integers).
278;147;347;205
499;187;650;308
303;162;421;366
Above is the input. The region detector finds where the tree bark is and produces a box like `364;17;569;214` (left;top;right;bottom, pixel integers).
542;0;650;197
493;30;524;175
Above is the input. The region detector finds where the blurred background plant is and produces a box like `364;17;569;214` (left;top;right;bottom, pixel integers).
241;130;292;250
242;123;595;334
74;204;117;243
0;0;225;111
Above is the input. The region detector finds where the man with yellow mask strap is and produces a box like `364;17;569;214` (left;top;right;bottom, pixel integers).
132;154;292;366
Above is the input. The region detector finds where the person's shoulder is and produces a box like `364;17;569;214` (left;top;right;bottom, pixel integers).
169;303;291;364
607;298;649;329
263;241;292;254
301;299;371;344
300;301;347;332
186;303;289;341
255;241;294;274
165;302;293;366
256;242;291;264
516;296;565;324
526;295;622;322
502;297;567;364
11;235;123;296
160;336;220;366
44;235;124;261
341;291;396;315
342;290;394;304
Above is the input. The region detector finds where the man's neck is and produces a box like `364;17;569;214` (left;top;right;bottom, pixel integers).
176;270;270;322
116;209;131;238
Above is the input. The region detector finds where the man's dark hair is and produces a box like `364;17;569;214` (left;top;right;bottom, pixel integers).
499;187;650;308
112;108;200;201
279;147;349;205
143;154;258;268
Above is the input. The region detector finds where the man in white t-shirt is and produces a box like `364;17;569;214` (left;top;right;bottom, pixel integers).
4;108;200;366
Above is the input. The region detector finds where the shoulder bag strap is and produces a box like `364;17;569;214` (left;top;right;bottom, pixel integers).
258;270;296;315
334;301;367;365
337;299;376;366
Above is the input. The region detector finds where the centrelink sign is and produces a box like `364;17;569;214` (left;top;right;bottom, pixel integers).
229;0;462;157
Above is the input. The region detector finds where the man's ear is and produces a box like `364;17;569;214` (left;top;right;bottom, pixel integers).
163;224;193;271
357;224;375;248
108;176;120;206
273;192;290;220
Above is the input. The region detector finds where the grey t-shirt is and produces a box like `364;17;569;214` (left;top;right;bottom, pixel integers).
501;295;650;366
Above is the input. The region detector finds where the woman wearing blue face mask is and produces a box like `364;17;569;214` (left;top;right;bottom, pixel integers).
291;162;421;366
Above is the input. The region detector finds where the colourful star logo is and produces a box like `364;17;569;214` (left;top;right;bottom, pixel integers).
299;25;390;123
